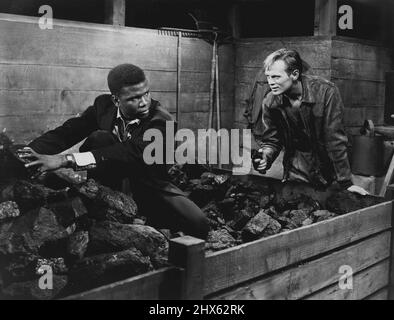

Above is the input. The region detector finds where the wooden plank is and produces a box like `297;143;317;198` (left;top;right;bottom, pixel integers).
305;260;390;300
331;58;389;82
333;79;386;107
331;39;392;65
379;152;394;197
235;39;332;69
343;107;384;127
105;0;126;26
0;64;234;93
314;0;337;36
365;288;388;300
228;4;241;39
63;267;181;300
0;19;217;72
0;90;234;115
210;231;391;300
168;236;205;300
203;201;392;296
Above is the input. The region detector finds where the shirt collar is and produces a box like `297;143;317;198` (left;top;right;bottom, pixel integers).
116;108;141;126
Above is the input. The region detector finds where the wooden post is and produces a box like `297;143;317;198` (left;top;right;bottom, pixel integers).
105;0;126;26
390;203;394;300
228;4;241;39
314;0;337;36
168;236;205;300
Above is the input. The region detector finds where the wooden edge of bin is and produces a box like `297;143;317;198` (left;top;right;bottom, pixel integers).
203;201;392;296
63;267;181;300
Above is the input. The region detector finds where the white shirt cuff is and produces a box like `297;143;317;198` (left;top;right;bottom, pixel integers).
72;152;96;167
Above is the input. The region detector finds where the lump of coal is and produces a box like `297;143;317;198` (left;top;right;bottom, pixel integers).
0;207;73;256
312;210;337;222
35;257;68;275
46;197;87;228
289;209;311;227
1;253;38;284
326;191;384;215
41;168;86;190
12;180;69;212
88;221;168;268
168;164;189;190
67;231;89;260
202;201;225;229
205;229;239;252
188;183;216;207
76;179;137;224
242;210;281;242
0;201;20;220
68;248;153;293
1;275;68;300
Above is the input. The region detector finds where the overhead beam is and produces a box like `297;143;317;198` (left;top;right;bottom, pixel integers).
228;4;241;39
314;0;337;36
105;0;126;26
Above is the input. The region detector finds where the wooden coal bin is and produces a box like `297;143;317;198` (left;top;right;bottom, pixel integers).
64;171;394;300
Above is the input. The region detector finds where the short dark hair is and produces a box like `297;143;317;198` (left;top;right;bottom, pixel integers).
107;63;146;95
264;48;303;75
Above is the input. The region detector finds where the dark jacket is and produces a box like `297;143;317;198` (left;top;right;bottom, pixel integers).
29;94;184;195
248;75;352;188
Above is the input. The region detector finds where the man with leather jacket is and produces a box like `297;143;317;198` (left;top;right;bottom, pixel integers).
251;48;367;195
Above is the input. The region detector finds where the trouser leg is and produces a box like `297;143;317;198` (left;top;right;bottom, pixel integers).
135;187;209;240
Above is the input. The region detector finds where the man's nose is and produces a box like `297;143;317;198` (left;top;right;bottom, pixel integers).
139;96;148;106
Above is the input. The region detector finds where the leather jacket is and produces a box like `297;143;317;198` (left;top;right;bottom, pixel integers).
246;74;352;188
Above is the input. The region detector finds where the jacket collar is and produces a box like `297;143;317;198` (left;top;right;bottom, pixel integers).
300;75;316;104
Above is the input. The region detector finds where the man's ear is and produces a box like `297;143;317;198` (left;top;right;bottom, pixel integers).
111;95;120;107
290;69;300;81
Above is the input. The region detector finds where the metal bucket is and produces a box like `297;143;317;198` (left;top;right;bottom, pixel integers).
351;120;384;176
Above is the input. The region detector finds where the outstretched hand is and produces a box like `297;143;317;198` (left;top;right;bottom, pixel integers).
253;149;268;174
17;147;65;173
347;185;369;196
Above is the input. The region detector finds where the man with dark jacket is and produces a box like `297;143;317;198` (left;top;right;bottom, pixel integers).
252;48;367;195
22;63;209;239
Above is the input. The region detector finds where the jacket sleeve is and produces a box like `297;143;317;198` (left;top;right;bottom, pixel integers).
259;100;282;170
323;85;352;187
28;101;99;155
90;119;167;166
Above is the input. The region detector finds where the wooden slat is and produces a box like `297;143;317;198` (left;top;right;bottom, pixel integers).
210;231;391;300
343;106;384;127
0;65;234;93
314;0;337;36
203;201;392;296
304;260;390;300
63;267;181;300
331;58;389;82
333;79;386;107
0;19;216;72
104;0;126;26
331;39;392;65
364;288;389;300
0;90;234;116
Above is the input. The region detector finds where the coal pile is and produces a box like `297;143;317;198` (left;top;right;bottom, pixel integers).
168;164;385;253
0;134;169;299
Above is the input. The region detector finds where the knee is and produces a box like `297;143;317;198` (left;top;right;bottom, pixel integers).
192;214;210;240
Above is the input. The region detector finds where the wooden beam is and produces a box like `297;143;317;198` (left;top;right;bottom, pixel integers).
168;236;205;300
228;4;241;39
105;0;126;26
314;0;337;36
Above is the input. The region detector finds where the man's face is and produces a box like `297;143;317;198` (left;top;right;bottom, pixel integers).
115;80;151;119
265;60;297;95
